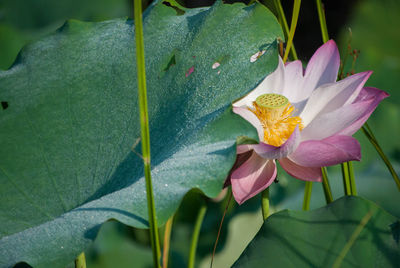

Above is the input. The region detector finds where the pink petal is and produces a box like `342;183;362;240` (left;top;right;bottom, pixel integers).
237;144;253;154
232;107;264;141
231;152;277;204
303;40;340;91
250;126;300;159
301;92;383;141
339;87;389;136
279;158;322;181
300;71;372;126
224;150;253;187
289;135;361;167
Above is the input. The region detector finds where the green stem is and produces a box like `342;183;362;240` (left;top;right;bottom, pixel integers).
321;167;333;203
302;181;313;210
75;252;86;268
261;188;270;220
133;1;161;267
347;160;356;193
341;162;351;196
188;200;207;268
315;0;329;43
348;161;357;195
364;122;377;141
362;126;400;190
283;0;301;62
272;0;298;60
162;215;174;268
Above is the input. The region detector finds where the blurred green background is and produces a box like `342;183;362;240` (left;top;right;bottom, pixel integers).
2;0;399;267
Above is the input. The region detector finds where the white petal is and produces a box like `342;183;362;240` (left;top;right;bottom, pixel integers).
232;107;264;141
280;60;308;103
300;98;376;141
300;71;372;126
233;57;285;107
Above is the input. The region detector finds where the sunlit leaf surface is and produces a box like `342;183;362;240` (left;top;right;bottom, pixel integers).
0;1;282;266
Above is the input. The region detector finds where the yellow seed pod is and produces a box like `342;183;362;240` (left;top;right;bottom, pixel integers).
255;93;289;109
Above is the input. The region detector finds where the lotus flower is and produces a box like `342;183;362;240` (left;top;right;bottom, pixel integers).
229;40;388;204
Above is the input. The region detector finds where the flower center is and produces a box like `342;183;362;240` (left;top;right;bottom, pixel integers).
250;93;303;147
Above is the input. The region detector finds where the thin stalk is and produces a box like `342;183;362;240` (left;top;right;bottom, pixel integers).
321;167;333;203
272;0;298;60
362;126;400;190
364;122;377;141
348;161;357;195
341;163;351;196
261;188;270;220
133;0;161;267
302;181;313;210
188;201;207;268
75;252;86;268
315;0;329;43
162;215;174;268
211;192;232;268
283;0;301;62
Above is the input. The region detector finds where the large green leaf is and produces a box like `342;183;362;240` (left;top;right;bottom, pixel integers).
233;196;400;267
0;1;282;267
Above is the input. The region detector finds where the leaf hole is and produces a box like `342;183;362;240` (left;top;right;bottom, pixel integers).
162;1;185;15
1;101;8;110
163;54;176;71
250;50;266;62
13;262;33;268
212;62;220;69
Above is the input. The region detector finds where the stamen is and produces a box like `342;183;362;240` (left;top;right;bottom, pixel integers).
249;93;303;147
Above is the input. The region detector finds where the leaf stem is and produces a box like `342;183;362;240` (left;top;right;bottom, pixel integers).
261;188;270;220
188;200;207;268
341;163;351;196
272;0;298;60
315;0;329;43
75;252;86;268
133;0;161;267
321;167;333;203
302;181;313;210
162;215;174;268
348;161;357;195
283;0;301;62
362;125;400;190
